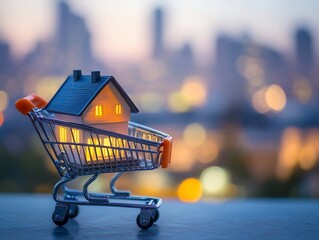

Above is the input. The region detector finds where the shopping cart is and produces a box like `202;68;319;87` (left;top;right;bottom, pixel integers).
15;94;173;229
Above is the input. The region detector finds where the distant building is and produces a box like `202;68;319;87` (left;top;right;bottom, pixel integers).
295;28;314;75
21;1;103;76
213;34;246;108
152;8;164;59
0;41;13;76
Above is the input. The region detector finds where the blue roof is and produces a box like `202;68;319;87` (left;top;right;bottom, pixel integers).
45;74;139;116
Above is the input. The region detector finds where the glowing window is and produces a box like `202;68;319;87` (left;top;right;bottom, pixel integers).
59;126;67;142
103;138;112;157
86;138;102;161
72;129;80;143
86;138;93;161
71;129;80;148
95;105;103;117
115;104;122;115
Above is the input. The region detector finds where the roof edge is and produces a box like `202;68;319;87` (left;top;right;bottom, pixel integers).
109;76;139;113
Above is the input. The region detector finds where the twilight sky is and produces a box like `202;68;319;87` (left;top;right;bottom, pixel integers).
0;0;318;64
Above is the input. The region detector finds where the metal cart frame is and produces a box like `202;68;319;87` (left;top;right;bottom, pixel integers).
16;95;172;229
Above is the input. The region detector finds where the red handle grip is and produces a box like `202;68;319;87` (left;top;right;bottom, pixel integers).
161;136;173;168
15;94;48;115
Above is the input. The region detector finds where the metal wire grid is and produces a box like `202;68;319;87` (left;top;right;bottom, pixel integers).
29;110;167;177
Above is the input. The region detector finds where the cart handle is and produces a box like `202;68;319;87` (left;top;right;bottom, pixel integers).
161;136;173;168
15;94;48;115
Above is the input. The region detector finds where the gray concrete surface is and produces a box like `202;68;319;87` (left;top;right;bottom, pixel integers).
0;194;318;239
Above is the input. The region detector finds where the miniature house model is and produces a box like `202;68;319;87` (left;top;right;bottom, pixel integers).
45;70;139;161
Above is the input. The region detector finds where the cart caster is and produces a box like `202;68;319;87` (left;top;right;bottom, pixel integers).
52;203;69;226
136;209;159;230
52;212;69;226
153;210;160;223
68;204;79;219
136;214;154;230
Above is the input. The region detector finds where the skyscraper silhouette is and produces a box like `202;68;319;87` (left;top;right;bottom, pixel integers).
152;8;164;58
214;34;245;107
295;28;314;75
21;1;103;75
0;41;12;76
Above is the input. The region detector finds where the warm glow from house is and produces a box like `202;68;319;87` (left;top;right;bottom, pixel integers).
85;137;123;161
71;129;80;148
59;126;67;142
103;138;112;157
177;178;203;203
95;105;103;117
86;138;102;161
265;84;286;111
72;129;80;143
115;104;122;115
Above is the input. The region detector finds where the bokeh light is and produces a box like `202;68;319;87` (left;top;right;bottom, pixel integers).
198;140;220;164
298;145;317;170
140;59;166;81
177;178;203;203
35;76;64;100
293;77;312;103
0;90;9;112
139;92;163;113
170;139;195;172
200;167;230;196
0;112;4;127
183;123;206;148
277;128;302;180
1;0;319;199
181;76;207;107
243;60;264;81
168;91;191;113
252;87;270;114
136;171;171;195
265;84;286;112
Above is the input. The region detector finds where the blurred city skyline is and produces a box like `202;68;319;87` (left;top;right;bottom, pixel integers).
0;0;318;64
1;0;319;201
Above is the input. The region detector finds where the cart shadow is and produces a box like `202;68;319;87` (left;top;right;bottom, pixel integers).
52;220;79;239
137;224;160;239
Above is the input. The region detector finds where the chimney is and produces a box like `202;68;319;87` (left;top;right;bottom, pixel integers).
91;71;100;83
73;70;82;81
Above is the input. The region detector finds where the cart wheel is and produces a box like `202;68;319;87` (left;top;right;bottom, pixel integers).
68;205;79;219
136;214;154;230
52;212;69;226
153;210;160;223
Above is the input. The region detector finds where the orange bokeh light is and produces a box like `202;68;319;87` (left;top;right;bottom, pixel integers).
0;112;4;127
177;178;203;203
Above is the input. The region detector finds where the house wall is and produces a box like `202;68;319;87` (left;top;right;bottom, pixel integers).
54;113;83;144
51;83;132;165
83;82;130;126
54;114;82;124
91;123;128;135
